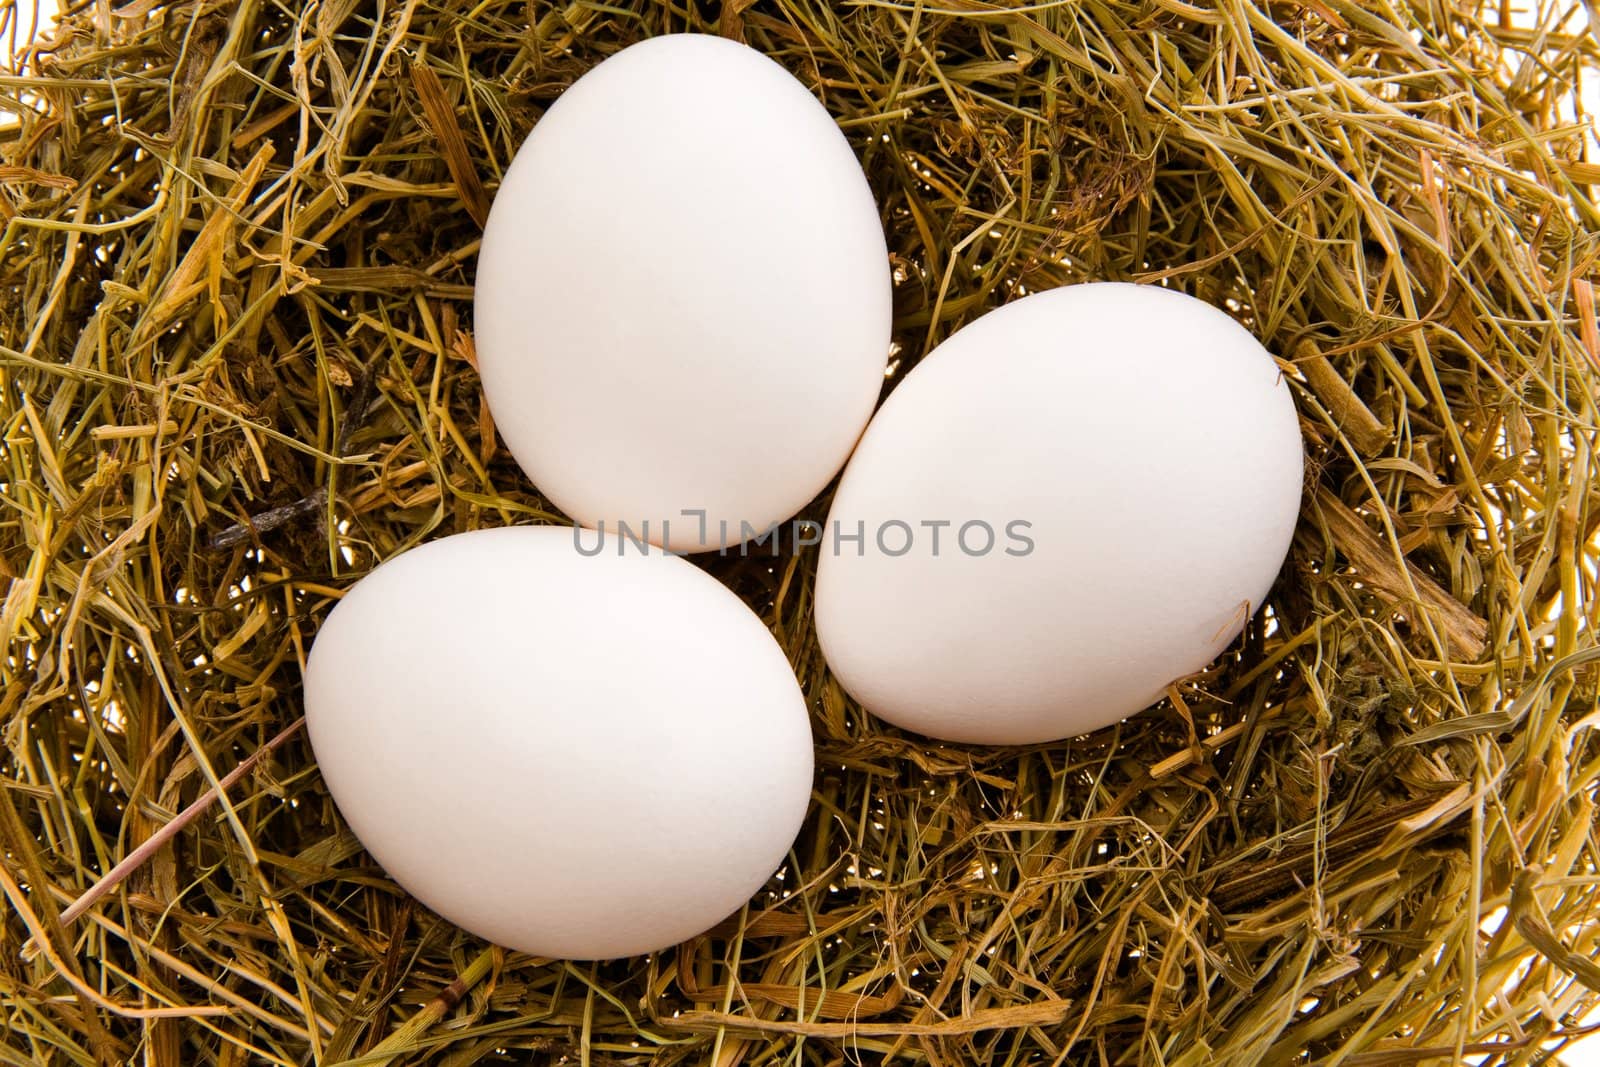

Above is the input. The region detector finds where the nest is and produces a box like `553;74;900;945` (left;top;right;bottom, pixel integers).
3;0;1600;1063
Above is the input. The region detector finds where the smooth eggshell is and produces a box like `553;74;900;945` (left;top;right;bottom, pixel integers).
304;526;814;959
814;283;1304;745
474;34;891;552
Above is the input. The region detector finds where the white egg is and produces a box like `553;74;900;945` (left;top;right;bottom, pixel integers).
303;526;813;959
474;34;891;553
814;283;1305;745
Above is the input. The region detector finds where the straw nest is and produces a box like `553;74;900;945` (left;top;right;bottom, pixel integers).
2;0;1599;1063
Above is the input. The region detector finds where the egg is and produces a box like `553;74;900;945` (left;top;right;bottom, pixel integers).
474;34;891;553
814;283;1305;745
303;526;814;959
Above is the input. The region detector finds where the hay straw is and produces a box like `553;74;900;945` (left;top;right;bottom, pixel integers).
2;0;1599;1063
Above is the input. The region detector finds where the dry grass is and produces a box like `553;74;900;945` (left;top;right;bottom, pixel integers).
2;0;1599;1063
